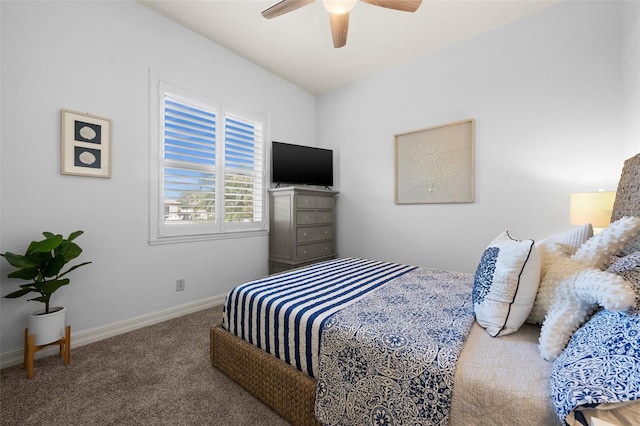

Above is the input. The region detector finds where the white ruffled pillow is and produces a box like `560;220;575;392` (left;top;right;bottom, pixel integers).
537;217;640;361
473;232;540;337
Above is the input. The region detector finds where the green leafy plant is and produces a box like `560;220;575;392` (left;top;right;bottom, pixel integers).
1;231;91;314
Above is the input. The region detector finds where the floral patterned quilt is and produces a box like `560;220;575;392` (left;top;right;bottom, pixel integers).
550;309;640;425
315;268;476;425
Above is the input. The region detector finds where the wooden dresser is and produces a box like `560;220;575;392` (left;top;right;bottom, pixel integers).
268;187;338;274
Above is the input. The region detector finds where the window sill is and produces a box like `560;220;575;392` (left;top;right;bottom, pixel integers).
149;229;268;245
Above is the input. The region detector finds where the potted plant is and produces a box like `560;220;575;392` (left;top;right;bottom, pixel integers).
1;231;91;345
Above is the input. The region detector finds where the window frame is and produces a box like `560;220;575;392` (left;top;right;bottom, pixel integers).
149;75;269;245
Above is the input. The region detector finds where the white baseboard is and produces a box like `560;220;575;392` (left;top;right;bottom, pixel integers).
0;295;226;369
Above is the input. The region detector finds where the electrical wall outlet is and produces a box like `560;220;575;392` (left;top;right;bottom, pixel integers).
176;278;186;291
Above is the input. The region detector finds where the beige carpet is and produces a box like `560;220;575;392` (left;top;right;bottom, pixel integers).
0;306;289;425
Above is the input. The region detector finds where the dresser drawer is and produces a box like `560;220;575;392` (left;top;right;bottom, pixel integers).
297;242;333;260
297;226;332;243
316;196;334;209
296;211;316;225
316;210;333;224
296;195;316;209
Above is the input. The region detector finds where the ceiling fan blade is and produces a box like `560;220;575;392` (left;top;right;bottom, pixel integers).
329;12;349;48
261;0;315;19
361;0;422;13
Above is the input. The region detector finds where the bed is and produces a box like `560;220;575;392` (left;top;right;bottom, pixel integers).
211;153;640;426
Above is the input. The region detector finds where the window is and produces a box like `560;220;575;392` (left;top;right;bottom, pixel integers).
150;79;267;243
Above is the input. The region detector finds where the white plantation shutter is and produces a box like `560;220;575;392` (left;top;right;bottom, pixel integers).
163;93;217;225
153;79;267;241
224;114;264;225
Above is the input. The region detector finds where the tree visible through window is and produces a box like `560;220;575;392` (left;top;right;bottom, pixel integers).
155;83;266;240
163;95;217;225
224;115;264;224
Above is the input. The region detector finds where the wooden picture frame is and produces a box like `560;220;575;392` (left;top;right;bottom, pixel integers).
61;109;111;178
395;119;475;204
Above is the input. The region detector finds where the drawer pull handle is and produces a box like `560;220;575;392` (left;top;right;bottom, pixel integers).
303;233;308;237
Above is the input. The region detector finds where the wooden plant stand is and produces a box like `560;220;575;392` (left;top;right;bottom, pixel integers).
24;325;71;379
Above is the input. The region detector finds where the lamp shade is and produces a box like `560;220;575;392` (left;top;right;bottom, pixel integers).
570;191;616;228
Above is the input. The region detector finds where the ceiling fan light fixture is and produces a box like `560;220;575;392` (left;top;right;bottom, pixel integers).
323;0;357;15
262;0;422;48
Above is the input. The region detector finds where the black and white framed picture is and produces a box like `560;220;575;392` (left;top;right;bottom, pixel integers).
61;109;111;178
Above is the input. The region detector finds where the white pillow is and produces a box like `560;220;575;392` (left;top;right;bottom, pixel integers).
538;267;635;361
537;216;640;361
537;224;593;276
528;224;593;324
537;223;594;256
473;232;540;337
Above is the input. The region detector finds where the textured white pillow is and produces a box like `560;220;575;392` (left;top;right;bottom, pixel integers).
532;223;594;318
473;232;540;337
528;224;594;324
537;223;594;259
537;217;640;361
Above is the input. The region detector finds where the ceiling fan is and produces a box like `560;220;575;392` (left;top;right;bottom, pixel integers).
261;0;422;48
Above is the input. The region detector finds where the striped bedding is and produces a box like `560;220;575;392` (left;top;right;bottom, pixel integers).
223;257;417;377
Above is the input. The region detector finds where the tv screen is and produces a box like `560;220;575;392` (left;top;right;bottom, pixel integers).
272;141;333;187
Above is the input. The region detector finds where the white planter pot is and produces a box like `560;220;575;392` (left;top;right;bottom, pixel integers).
27;307;66;346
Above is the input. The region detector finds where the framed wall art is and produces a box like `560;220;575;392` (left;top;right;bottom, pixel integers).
61;109;111;178
395;119;475;204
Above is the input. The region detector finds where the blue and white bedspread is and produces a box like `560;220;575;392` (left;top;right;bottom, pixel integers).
550;309;640;425
223;257;417;378
315;268;476;426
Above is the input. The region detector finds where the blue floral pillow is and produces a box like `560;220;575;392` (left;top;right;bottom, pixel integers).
550;309;640;424
473;231;540;337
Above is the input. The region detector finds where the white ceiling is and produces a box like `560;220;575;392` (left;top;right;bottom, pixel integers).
139;0;557;95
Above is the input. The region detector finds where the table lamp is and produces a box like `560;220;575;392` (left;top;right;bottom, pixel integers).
570;191;616;232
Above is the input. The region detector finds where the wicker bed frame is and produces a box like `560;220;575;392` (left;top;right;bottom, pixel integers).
210;325;319;425
210;153;640;426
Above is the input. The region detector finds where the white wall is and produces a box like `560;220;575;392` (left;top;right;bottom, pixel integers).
622;0;640;155
0;1;316;360
318;0;631;273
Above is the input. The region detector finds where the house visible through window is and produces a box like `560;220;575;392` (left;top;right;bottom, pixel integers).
163;94;217;225
150;79;267;243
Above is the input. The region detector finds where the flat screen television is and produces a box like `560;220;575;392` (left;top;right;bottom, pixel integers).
272;141;333;187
